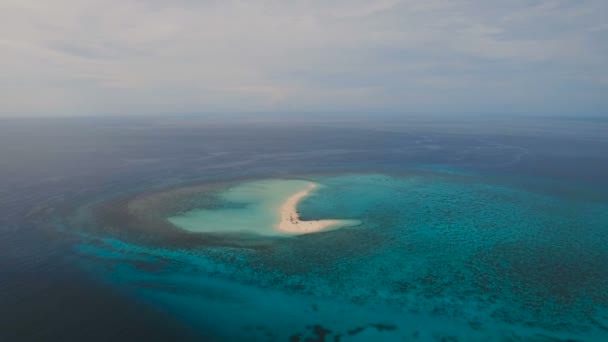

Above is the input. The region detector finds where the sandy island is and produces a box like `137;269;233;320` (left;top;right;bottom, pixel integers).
276;182;354;234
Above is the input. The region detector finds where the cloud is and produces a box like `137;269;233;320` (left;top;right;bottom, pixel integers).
0;0;606;116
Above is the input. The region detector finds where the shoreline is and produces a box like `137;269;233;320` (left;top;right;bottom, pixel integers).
276;182;354;234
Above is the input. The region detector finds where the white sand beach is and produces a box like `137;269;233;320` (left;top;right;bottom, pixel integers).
276;182;353;234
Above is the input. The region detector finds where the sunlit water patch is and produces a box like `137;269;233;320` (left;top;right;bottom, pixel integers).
69;172;608;341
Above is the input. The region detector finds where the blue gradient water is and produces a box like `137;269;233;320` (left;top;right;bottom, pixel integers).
2;116;608;341
72;173;608;340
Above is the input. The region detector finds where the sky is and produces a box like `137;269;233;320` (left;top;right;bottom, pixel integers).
1;0;607;117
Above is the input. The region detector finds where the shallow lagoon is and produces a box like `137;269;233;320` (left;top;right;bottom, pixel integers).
168;179;358;235
74;172;608;341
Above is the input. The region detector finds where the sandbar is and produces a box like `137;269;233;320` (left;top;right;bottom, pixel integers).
276;182;355;234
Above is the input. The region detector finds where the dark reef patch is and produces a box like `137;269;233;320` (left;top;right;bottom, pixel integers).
78;179;282;250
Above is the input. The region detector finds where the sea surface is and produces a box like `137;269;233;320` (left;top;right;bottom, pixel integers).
1;115;608;341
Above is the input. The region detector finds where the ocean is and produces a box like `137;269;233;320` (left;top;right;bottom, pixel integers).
1;115;607;341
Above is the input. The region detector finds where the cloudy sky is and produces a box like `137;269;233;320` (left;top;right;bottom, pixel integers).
1;0;607;117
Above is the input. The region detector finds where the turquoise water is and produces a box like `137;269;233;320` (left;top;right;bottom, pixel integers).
76;172;608;341
168;179;358;235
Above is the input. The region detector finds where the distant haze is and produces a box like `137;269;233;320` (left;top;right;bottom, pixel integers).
1;0;607;117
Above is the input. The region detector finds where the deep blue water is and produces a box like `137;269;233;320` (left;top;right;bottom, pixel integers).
1;115;608;341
